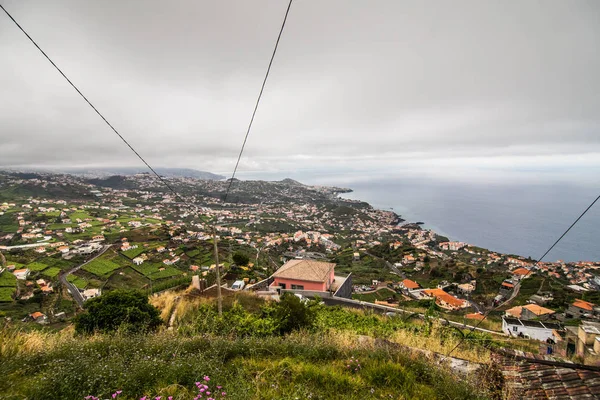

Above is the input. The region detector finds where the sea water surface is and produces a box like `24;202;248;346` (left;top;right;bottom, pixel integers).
236;171;599;262
339;178;600;263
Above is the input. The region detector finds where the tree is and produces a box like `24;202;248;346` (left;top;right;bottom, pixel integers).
74;290;162;334
264;292;317;335
232;252;250;266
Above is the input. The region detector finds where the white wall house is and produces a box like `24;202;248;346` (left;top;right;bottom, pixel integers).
502;317;561;342
13;268;31;280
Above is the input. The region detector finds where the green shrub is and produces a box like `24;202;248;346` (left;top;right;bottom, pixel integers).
232;252;250;266
74;290;162;334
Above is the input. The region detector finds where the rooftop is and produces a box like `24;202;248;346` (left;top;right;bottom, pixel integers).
401;279;420;289
573;299;595;311
512;267;531;276
492;349;600;399
503;317;562;330
272;259;335;283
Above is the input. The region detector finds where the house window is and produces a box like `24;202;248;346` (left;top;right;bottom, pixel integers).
512;326;518;332
291;284;304;290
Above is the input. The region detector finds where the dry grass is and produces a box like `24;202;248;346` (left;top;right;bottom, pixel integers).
389;326;491;363
150;291;181;321
0;325;74;357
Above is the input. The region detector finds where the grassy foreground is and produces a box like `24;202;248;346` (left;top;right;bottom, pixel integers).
0;292;496;399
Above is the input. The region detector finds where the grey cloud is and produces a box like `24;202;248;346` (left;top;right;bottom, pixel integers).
1;0;599;179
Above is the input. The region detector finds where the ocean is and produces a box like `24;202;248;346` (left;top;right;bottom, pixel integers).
236;171;599;262
339;178;600;263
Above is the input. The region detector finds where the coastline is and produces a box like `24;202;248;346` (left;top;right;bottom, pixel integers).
337;185;597;263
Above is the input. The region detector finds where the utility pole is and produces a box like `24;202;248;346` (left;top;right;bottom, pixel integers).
213;223;223;316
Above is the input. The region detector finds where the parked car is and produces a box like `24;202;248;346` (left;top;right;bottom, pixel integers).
231;280;246;290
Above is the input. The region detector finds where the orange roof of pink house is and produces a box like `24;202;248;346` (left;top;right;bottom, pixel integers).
272;260;335;283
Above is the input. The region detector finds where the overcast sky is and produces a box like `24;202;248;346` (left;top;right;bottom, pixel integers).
1;0;599;184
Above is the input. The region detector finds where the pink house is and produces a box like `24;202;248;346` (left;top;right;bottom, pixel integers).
270;260;336;291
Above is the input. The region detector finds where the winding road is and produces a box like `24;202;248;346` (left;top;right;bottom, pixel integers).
60;245;112;308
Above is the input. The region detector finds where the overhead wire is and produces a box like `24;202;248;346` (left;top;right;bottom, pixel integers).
222;0;293;203
446;193;600;357
7;2;595;349
0;3;195;209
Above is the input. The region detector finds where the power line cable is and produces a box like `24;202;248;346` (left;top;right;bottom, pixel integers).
0;3;191;208
446;193;600;357
222;0;293;203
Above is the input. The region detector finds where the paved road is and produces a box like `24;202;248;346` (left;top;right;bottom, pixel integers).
498;281;521;308
469;300;482;313
60;245;111;308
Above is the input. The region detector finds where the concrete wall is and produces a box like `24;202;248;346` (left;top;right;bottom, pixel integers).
280;289;332;299
333;273;353;299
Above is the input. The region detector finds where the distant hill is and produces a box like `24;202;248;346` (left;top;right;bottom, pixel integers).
62;167;225;180
280;178;304;186
86;175;139;190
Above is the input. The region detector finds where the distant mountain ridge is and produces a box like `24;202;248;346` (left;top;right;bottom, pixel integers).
58;167;225;180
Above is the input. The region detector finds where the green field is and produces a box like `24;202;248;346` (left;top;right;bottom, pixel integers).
39;257;76;270
185;249;200;258
69;211;93;221
149;267;182;280
0;271;17;287
0;211;19;233
103;267;149;291
42;267;61;278
5;260;24;268
67;274;88;289
0;287;16;302
26;262;49;272
122;245;148;259
131;263;182;280
48;223;75;230
352;288;398;302
83;258;122;277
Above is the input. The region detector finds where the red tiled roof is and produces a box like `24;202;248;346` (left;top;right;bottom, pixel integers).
573;299;594;311
401;279;420;289
423;288;465;308
512;267;530;276
272;260;335;283
492;350;600;399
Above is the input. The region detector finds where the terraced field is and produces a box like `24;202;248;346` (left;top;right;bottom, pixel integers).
26;262;49;272
83;258;122;277
67;274;88;289
42;267;61;278
0;287;15;302
0;271;17;287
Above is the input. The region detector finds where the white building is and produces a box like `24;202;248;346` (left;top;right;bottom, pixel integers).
132;257;144;265
502;317;561;342
13;268;31;280
83;288;101;300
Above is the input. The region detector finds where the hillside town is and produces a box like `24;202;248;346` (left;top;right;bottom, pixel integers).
1;170;600;365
